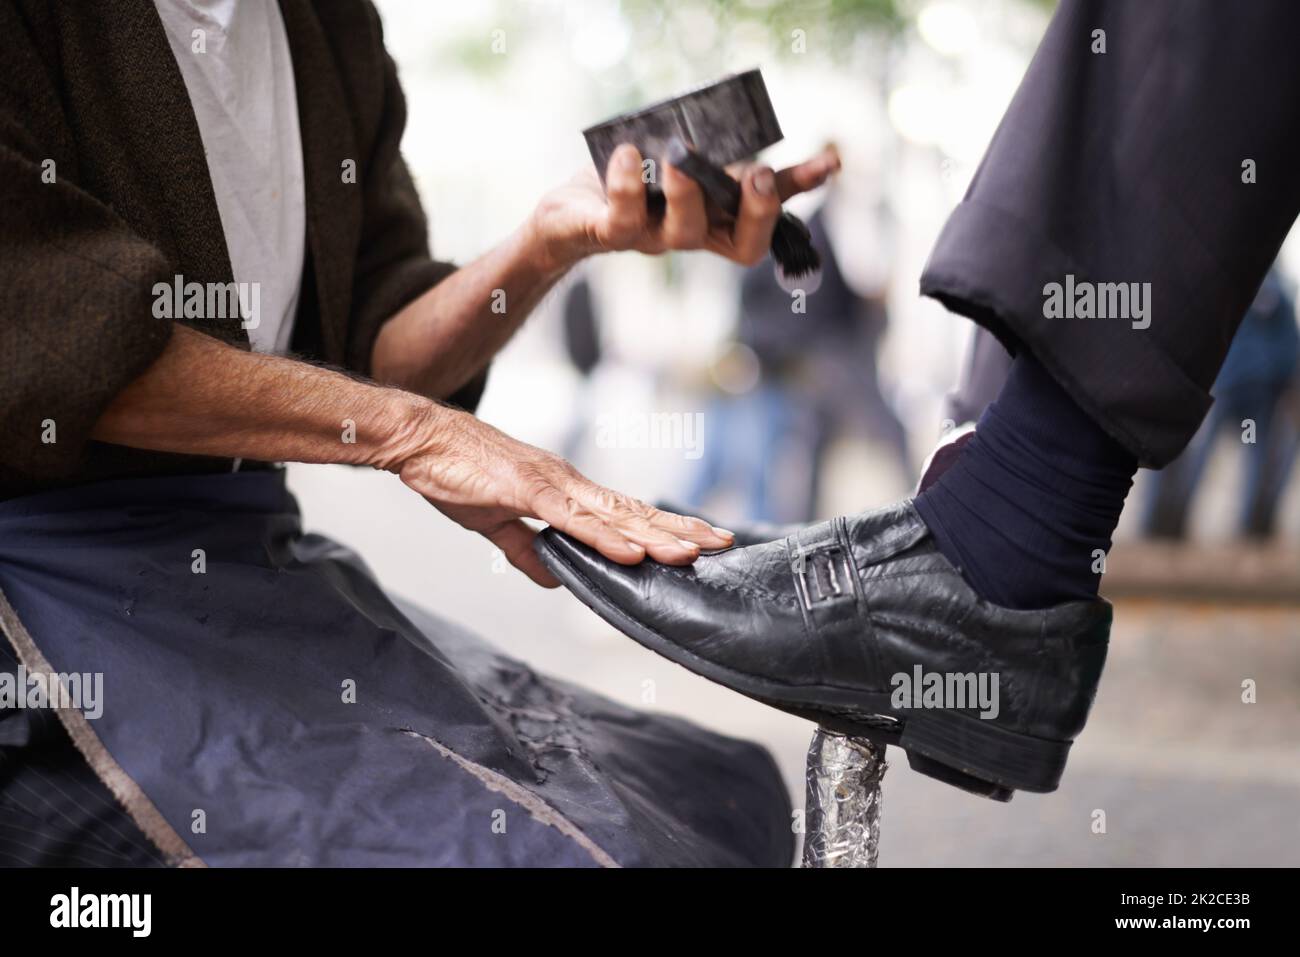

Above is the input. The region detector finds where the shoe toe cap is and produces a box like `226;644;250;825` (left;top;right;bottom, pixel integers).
535;528;806;677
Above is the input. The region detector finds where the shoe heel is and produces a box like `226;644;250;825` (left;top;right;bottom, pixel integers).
905;752;1014;802
900;712;1071;794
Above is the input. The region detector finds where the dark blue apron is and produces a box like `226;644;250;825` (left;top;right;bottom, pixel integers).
0;471;792;867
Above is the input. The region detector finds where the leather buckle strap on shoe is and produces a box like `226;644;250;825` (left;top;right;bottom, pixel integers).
785;519;882;686
791;540;854;611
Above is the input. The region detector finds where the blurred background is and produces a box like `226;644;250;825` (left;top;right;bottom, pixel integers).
288;0;1300;865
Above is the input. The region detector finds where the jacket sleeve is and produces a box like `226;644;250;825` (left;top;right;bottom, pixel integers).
345;4;487;412
0;8;174;479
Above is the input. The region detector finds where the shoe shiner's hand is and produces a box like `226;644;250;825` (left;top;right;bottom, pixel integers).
389;404;733;587
529;144;841;270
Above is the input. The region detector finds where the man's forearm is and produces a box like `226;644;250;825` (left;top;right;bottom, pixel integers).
370;218;570;399
92;324;435;470
367;142;841;402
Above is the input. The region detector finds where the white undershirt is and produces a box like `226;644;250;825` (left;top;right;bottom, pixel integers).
153;0;306;355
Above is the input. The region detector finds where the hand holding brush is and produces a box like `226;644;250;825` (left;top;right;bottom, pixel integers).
578;70;838;286
663;136;828;290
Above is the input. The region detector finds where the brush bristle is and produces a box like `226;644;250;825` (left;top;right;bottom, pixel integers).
771;212;822;290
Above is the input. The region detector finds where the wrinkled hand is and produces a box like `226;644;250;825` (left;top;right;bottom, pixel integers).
394;405;733;587
531;144;841;271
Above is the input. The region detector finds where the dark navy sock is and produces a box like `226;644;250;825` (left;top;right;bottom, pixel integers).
914;353;1137;610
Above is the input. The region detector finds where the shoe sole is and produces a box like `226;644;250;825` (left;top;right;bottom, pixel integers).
538;535;1075;802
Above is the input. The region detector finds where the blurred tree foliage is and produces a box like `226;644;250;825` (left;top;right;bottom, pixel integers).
625;0;908;44
436;0;1056;80
620;0;1056;54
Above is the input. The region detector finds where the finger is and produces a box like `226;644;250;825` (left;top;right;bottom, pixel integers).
549;481;697;563
601;501;705;565
774;148;842;202
575;488;730;563
643;506;734;549
486;519;560;588
561;482;699;564
603;144;649;246
583;483;733;549
529;482;647;565
660;161;709;249
617;517;740;564
727;165;781;265
618;523;702;565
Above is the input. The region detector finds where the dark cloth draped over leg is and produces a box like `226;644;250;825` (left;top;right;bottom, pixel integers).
921;0;1300;467
0;472;793;867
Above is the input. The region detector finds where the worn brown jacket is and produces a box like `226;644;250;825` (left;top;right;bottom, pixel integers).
0;0;482;500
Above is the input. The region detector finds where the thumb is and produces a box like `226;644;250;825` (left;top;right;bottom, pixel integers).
485;519;561;588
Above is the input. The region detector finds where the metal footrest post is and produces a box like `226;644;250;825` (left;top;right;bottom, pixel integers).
802;728;888;868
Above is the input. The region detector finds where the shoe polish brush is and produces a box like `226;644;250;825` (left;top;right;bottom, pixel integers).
663;137;821;290
583;69;821;290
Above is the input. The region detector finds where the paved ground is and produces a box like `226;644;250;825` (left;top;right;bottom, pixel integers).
285;460;1300;867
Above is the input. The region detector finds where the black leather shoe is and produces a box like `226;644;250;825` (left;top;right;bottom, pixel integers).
536;499;1111;801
